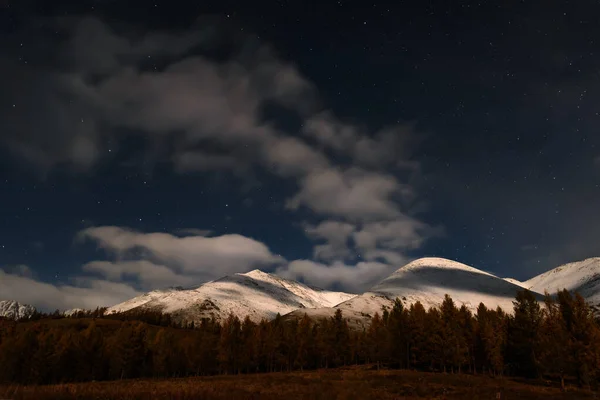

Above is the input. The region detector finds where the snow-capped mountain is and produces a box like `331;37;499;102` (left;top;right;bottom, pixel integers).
0;300;36;320
503;278;527;288
367;257;528;312
524;257;600;307
286;257;533;329
63;308;86;317
107;269;356;323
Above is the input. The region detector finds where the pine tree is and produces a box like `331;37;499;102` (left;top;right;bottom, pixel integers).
540;292;571;390
407;301;428;369
218;314;242;374
507;290;542;378
366;313;387;369
558;290;600;388
330;309;351;367
387;298;409;368
295;314;313;371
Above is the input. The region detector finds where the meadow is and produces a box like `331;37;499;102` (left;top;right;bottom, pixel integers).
1;366;596;400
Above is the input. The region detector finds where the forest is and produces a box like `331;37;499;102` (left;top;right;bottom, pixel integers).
0;289;599;391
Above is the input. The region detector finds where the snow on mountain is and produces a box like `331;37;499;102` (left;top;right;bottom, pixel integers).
0;300;36;320
63;308;86;317
287;257;533;328
368;257;532;313
107;269;356;323
503;278;527;288
524;257;600;307
285;293;395;330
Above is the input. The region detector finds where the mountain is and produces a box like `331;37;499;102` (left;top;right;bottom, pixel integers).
286;257;532;329
367;257;528;311
503;278;527;288
63;308;86;317
523;257;600;307
107;269;356;323
0;300;36;320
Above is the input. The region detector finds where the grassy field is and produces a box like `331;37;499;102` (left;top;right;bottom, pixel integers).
1;366;596;399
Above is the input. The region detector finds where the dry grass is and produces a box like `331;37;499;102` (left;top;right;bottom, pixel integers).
1;366;596;399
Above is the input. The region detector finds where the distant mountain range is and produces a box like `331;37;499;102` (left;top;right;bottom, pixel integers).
106;269;355;323
3;257;600;324
0;300;36;320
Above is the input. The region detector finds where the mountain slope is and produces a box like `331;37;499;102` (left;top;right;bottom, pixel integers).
503;278;527;288
107;269;355;323
0;300;36;320
367;257;529;312
524;257;600;306
286;257;532;329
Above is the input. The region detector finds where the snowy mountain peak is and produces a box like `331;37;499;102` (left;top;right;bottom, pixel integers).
287;257;529;330
238;269;278;283
503;278;527;288
0;300;36;320
396;257;495;277
108;269;355;324
240;269;270;278
524;257;600;307
368;257;530;312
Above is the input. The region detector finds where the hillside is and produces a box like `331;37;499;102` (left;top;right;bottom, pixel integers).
0;300;35;320
287;257;532;328
107;269;355;323
524;257;600;307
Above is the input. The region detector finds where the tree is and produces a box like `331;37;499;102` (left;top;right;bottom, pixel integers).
218;314;242;374
558;290;600;388
507;290;542;378
295;314;313;371
387;299;409;369
366;313;387;369
540;292;571;390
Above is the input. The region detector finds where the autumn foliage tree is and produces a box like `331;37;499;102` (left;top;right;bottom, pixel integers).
0;289;599;388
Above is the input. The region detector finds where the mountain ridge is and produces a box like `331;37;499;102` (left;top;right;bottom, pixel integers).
0;300;36;320
5;256;600;324
106;269;356;323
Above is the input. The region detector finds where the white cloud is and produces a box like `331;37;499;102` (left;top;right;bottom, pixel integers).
353;218;437;253
78;226;284;276
304;220;356;261
287;167;409;222
82;260;197;289
276;260;394;293
303;111;418;169
0;269;141;312
0;16;441;299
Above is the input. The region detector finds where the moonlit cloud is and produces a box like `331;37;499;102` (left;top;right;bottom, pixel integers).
0;15;437;302
276;260;395;293
78;226;284;276
0;269;142;312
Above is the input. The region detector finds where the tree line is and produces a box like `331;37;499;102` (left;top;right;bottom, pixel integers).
0;289;599;389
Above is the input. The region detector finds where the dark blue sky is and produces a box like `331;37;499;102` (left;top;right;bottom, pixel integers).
1;0;600;310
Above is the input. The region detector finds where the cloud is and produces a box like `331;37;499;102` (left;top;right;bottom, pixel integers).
304;220;356;261
82;260;197;289
276;260;394;293
287;168;410;222
78;226;284;277
0;269;141;312
303;111;419;169
0;15;439;299
1;17;314;173
4;264;36;278
353;218;441;253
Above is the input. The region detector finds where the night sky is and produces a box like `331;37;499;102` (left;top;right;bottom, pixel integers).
1;0;599;311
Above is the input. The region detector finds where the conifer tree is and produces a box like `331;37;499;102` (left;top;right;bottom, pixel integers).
540;292;571;390
387;299;409;368
507;290;542;378
558;290;600;388
218;314;242;374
